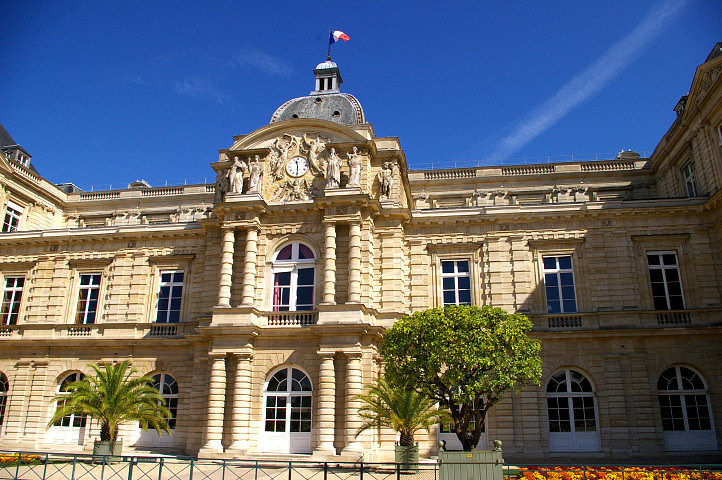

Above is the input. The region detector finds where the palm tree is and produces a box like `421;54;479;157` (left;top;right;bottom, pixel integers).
355;375;450;446
48;360;172;443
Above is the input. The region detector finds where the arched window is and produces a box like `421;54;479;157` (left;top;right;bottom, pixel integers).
0;372;8;427
54;372;87;428
658;366;717;450
272;243;315;311
260;366;312;454
546;369;600;452
151;373;178;429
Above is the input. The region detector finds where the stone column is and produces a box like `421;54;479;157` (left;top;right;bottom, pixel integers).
314;353;336;454
199;354;227;454
348;222;362;303
241;228;259;306
342;352;364;455
322;222;337;304
228;353;253;452
217;227;235;307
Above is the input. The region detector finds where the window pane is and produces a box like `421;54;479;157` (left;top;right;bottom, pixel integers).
276;245;292;260
543;257;557;269
457;261;469;273
298;244;314;260
297;268;314;285
558;256;572;269
441;261;454;274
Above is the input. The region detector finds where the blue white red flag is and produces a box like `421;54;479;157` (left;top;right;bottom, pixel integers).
329;30;350;44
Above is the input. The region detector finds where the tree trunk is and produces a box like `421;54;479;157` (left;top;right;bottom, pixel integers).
100;423;111;441
399;431;414;447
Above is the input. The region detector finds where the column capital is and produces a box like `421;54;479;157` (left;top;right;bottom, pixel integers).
317;350;337;359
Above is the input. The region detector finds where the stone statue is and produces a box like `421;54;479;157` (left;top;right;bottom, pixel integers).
227;158;248;194
346;146;362;187
303;133;327;176
326;148;341;189
378;161;393;199
248;155;263;193
214;169;229;203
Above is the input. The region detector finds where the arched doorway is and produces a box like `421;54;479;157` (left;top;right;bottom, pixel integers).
260;366;312;453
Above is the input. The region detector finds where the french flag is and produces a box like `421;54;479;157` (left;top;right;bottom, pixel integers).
330;30;350;44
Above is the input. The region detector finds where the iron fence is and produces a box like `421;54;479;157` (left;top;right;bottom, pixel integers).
1;453;720;480
0;452;439;480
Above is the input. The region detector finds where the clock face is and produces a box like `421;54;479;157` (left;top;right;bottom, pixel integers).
286;156;309;177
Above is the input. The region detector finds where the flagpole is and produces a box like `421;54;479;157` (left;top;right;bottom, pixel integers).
327;27;332;61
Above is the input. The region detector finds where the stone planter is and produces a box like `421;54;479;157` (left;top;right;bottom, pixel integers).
93;440;123;461
394;444;419;470
438;449;503;480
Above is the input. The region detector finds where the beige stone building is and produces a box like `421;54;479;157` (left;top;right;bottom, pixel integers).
1;43;721;463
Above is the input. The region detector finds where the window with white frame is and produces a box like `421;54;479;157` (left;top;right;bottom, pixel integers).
75;273;101;324
2;201;23;233
542;256;577;314
272;243;315;311
156;271;184;323
53;373;87;428
681;162;697;197
546;369;600;452
441;260;471;306
151;373;178;429
658;366;717;451
647;252;685;310
0;372;8;428
1;276;24;325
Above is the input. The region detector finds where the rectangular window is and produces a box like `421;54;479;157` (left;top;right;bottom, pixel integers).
647;252;685;310
2;201;23;233
543;256;577;313
75;273;101;324
681;162;697;197
1;277;24;325
441;260;471;306
156;271;184;323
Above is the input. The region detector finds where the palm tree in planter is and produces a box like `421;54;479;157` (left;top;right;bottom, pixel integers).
355;376;450;466
48;360;172;456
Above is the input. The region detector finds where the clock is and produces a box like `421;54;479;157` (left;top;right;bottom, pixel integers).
286;156;309;177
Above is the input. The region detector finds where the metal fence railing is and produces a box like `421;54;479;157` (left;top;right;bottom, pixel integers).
0;452;720;480
0;452;440;480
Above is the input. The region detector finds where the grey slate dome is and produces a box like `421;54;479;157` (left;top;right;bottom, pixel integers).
270;59;365;126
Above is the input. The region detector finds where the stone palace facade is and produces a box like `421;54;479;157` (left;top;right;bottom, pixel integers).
1;44;721;463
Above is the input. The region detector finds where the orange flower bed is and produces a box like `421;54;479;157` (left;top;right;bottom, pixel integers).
518;466;722;480
0;454;42;465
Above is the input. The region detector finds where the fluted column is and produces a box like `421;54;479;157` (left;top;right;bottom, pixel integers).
348;222;362;303
229;353;252;452
241;228;259;306
314;353;336;454
342;352;364;455
200;354;227;454
217;227;235;307
322;222;337;304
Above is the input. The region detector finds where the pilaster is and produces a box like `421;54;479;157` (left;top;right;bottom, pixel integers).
241;228;258;306
322;222;337;305
313;353;336;455
228;353;253;453
341;352;364;456
348;222;361;303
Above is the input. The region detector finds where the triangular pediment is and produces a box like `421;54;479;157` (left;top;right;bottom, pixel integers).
682;53;722;120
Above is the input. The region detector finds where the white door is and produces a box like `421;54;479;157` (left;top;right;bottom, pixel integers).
260;367;312;454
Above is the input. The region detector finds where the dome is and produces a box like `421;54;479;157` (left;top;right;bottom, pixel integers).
269;59;365;125
270;93;365;126
315;60;337;70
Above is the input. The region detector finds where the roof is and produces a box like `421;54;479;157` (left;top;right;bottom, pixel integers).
269;93;365;126
0;123;18;148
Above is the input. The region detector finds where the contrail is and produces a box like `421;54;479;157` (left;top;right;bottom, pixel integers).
488;0;691;160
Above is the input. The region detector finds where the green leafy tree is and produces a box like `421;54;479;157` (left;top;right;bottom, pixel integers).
381;305;542;451
48;360;172;442
355;375;451;446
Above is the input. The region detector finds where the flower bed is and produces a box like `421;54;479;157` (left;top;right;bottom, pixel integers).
0;454;43;465
517;466;722;480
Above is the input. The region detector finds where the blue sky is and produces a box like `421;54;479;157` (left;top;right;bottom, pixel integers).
2;1;719;191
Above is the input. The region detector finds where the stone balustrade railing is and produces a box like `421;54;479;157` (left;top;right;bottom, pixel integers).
0;321;198;340
530;308;717;331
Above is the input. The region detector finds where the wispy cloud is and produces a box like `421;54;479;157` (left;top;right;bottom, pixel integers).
173;79;230;105
233;47;293;77
487;0;690;160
